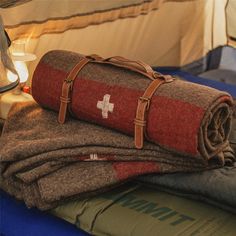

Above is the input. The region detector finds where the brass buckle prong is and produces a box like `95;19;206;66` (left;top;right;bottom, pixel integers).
139;96;150;110
64;78;73;84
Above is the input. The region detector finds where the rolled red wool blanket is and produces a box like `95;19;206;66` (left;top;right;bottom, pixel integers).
32;50;234;162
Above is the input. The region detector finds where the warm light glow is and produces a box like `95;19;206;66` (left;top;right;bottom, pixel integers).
12;52;25;56
11;40;26;56
6;70;18;83
7;61;29;83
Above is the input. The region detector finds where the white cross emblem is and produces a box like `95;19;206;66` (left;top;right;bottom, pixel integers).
85;154;107;161
90;154;98;160
97;94;114;119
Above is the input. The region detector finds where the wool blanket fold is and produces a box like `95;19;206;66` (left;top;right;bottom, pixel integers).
0;102;234;210
32;50;234;162
137;101;236;214
137;163;236;214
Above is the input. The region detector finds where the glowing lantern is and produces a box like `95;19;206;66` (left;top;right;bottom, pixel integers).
8;40;36;85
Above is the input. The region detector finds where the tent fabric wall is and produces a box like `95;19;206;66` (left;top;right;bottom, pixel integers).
2;0;164;40
226;0;236;40
1;0;228;81
0;0;31;8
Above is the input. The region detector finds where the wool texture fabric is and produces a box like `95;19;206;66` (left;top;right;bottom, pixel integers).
137;162;236;214
0;102;234;210
230;99;236;152
137;105;236;214
32;50;234;162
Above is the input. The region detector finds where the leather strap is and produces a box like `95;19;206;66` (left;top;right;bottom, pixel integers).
58;58;91;124
87;55;174;148
87;55;160;81
105;56;154;78
58;54;175;150
134;74;174;149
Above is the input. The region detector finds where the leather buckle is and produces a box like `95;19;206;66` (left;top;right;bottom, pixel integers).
153;72;174;83
64;78;74;91
152;71;162;78
162;75;174;83
64;78;73;84
139;96;150;110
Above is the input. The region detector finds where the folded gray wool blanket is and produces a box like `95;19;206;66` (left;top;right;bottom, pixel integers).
137;104;236;214
0;102;235;210
230;100;236;152
137;163;236;214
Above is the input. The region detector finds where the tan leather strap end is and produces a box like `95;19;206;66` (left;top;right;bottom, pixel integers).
58;81;71;124
58;58;91;124
134;75;174;149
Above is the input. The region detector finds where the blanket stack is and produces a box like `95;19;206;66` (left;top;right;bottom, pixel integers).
32;50;234;161
0;50;235;215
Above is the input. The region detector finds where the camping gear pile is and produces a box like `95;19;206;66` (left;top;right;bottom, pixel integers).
1;1;236;235
0;50;236;235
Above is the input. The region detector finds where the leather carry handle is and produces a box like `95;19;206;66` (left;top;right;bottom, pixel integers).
105;56;154;77
87;54;162;81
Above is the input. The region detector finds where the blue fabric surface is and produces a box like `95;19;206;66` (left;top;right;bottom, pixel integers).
155;68;236;97
0;190;89;236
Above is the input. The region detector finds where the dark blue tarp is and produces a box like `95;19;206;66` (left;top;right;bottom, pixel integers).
0;190;89;236
155;68;236;97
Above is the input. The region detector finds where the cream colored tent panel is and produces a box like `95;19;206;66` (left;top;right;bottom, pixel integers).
1;0;228;79
227;0;236;40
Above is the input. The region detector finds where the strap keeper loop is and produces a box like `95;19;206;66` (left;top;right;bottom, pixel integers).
139;96;150;110
134;78;173;149
153;73;174;83
64;78;73;84
58;57;91;124
60;96;71;103
134;118;146;127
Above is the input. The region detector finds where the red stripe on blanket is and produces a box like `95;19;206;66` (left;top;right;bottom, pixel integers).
32;63;66;111
33;63;205;155
220;95;233;104
113;162;160;180
147;96;204;155
72;79;204;154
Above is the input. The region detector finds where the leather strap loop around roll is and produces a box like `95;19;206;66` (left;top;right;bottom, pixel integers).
87;56;175;149
58;58;91;124
134;74;174;149
58;54;175;149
